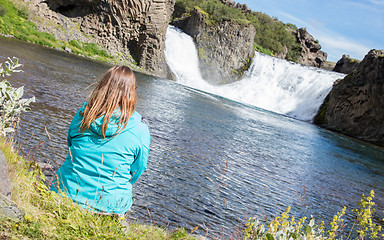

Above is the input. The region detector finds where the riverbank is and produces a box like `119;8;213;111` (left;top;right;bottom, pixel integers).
0;137;200;239
0;0;151;75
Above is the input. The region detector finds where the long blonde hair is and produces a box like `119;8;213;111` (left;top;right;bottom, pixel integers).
80;65;137;138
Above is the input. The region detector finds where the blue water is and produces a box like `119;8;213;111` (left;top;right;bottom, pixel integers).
1;37;383;238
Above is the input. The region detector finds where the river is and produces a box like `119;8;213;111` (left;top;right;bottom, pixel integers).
1;36;384;238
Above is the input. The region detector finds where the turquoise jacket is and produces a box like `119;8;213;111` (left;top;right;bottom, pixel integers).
51;103;150;214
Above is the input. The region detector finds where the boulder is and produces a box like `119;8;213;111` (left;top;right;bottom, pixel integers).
333;54;360;74
172;7;255;84
314;49;384;146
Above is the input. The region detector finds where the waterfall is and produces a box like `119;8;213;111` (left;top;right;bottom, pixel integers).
164;26;346;122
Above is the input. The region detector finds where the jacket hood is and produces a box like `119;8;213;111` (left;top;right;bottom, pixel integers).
80;103;142;138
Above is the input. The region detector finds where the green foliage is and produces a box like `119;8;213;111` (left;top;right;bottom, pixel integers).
248;11;301;61
353;190;382;239
0;0;112;61
174;0;302;62
254;43;273;56
244;192;384;240
313;93;330;125
175;0;247;24
0;0;58;48
286;23;298;30
244;206;324;240
0;57;35;136
328;206;346;239
68;40;111;58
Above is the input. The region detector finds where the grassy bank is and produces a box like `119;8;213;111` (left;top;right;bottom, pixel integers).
0;0;139;69
0;137;197;239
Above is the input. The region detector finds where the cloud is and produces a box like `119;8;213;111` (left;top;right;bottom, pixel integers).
277;11;307;27
369;0;384;6
314;32;371;61
276;10;370;61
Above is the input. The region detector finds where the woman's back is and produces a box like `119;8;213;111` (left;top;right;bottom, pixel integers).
51;66;150;215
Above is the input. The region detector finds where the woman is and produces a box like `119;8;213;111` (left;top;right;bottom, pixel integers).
51;65;150;215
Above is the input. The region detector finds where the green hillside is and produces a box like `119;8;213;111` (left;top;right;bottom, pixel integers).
173;0;302;62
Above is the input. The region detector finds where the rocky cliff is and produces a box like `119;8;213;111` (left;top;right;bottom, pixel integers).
172;7;255;84
220;1;328;69
332;54;360;74
293;28;327;68
314;49;384;146
22;0;174;77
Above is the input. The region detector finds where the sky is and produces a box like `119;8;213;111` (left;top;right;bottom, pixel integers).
237;0;384;62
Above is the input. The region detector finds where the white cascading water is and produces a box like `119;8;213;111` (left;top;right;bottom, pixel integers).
164;26;346;122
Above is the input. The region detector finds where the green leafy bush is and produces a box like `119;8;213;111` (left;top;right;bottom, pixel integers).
175;0;246;23
254;43;273;56
0;57;35;136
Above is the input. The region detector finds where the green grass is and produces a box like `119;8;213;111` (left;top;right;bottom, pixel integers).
0;137;198;239
254;43;273;56
0;0;113;62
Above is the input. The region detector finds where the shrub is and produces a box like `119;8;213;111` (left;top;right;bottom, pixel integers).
254;43;273;56
0;57;35;136
243;191;384;240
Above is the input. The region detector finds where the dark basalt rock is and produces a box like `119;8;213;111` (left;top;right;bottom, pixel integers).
314;49;384;146
333;54;361;74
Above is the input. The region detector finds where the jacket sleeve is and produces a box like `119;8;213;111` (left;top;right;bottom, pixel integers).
130;127;150;184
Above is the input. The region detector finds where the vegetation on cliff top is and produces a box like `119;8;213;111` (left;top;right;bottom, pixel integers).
174;0;302;62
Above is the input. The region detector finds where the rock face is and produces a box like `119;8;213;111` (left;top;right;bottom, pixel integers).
26;0;174;77
294;28;327;68
314;49;384;146
321;61;336;71
333;54;360;74
172;7;256;84
219;0;252;14
0;150;23;221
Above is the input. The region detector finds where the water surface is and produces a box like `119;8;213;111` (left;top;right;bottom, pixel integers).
1;37;384;238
